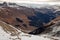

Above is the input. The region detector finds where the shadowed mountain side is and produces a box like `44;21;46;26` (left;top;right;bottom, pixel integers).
29;16;60;35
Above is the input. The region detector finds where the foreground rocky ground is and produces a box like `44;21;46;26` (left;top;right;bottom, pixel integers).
0;20;60;40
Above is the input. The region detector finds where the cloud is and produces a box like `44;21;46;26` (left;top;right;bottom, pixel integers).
0;0;60;4
0;0;54;2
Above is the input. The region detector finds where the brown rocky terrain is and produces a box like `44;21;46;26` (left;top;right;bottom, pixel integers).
0;7;37;33
0;6;60;35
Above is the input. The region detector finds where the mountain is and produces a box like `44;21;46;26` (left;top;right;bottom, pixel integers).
0;3;60;35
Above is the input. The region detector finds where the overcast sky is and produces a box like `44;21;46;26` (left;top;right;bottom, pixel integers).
0;0;51;2
0;0;60;3
0;0;60;5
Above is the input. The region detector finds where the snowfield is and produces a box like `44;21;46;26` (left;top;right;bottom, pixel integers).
0;18;60;40
0;26;51;40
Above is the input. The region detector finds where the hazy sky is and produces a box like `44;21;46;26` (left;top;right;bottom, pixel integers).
0;0;60;4
0;0;51;2
0;0;60;3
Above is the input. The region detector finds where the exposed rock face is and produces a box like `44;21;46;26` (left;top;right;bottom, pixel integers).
0;5;60;35
0;7;37;33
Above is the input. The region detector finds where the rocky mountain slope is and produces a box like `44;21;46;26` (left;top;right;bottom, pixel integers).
0;3;60;35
